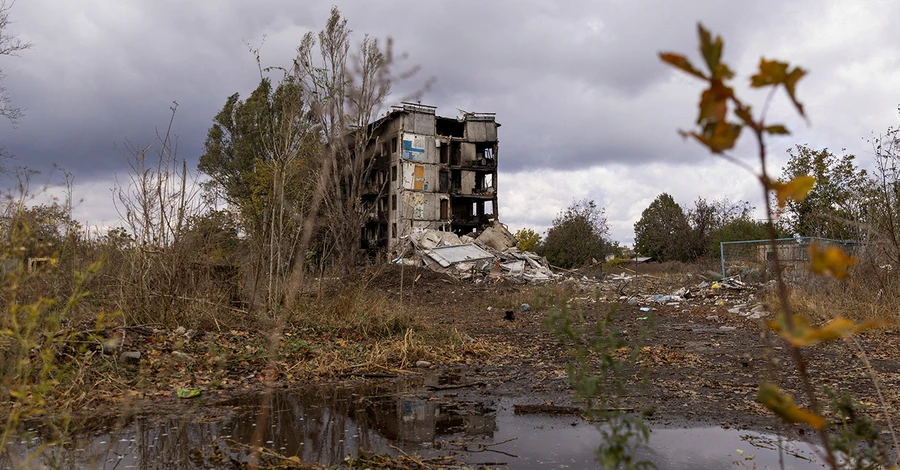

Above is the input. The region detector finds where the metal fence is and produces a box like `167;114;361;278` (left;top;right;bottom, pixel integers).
719;236;865;279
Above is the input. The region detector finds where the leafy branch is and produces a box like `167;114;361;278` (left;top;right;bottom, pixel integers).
661;23;881;469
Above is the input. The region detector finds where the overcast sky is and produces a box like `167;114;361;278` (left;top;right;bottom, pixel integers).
1;0;898;244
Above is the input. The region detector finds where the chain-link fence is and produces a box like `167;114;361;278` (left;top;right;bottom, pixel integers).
719;236;866;280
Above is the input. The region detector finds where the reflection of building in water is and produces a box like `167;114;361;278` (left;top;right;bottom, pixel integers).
368;397;496;443
16;384;499;468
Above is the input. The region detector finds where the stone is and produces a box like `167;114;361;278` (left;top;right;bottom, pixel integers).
118;351;141;365
172;351;192;362
415;360;432;368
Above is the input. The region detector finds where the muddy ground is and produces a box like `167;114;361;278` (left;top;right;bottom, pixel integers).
369;265;900;434
16;264;900;460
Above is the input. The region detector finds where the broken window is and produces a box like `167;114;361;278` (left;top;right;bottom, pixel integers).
391;165;397;182
475;143;495;166
439;170;449;192
381;141;389;157
450;142;461;166
440;143;449;164
392;223;397;238
440;199;449;219
392;137;398;154
436;117;465;138
392;194;397;211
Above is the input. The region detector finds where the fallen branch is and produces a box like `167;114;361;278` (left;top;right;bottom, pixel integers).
426;381;485;391
513;403;635;415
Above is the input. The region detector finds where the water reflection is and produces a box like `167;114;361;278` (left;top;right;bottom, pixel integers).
3;374;825;469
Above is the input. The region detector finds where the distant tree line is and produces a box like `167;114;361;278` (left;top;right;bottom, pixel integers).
632;139;900;264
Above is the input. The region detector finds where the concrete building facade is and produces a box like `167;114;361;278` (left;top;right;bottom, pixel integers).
360;103;500;256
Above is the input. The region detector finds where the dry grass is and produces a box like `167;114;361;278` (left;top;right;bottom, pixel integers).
786;263;900;324
294;281;417;339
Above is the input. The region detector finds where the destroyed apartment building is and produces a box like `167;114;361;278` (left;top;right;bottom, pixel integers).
360;102;554;282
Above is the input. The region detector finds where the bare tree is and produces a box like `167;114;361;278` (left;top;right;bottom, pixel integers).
112;103;207;325
293;7;404;270
0;0;31;125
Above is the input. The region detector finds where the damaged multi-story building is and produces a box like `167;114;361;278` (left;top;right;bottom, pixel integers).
361;102;500;256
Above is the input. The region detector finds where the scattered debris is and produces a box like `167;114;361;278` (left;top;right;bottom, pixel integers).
176;388;201;399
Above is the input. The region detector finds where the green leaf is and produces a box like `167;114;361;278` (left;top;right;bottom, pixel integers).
659;53;706;80
764;124;790;135
697;24;731;79
177;388;201;399
784;67;808;117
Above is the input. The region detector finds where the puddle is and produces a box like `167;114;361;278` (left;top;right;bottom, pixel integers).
4;374;824;469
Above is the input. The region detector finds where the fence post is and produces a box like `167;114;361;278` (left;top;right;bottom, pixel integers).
720;241;726;277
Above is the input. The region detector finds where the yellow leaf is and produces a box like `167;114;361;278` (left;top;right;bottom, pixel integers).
808;244;857;279
750;58;807;117
689;120;743;154
734;105;754;127
751;59;789;87
768;314;883;347
698;87;728;124
770;175;815;208
757;383;825;429
659;53;706;80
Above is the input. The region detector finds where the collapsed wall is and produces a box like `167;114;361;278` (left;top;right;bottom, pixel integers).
396;221;555;283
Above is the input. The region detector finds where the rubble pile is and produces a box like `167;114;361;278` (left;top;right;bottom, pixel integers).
602;273;771;321
399;222;557;283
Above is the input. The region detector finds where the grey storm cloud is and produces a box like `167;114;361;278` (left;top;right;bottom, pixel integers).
0;0;899;244
0;0;822;180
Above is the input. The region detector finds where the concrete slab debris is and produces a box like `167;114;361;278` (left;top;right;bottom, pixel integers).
424;244;494;268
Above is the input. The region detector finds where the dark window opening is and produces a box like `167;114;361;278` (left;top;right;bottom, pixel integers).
440;143;449;164
381;141;389;156
392;194;397;210
391;137;398;153
439;170;449;192
450;142;461;166
391;165;397;182
392;223;397;238
436;117;465;138
440;199;449;219
451;170;461;192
